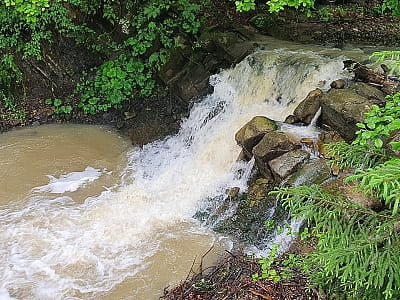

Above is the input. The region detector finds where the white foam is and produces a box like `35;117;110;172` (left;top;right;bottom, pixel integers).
33;167;105;194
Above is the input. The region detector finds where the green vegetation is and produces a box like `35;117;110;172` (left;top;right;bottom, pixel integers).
0;0;201;116
271;184;400;299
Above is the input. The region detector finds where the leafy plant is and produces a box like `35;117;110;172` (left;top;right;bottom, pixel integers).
75;0;201;114
252;243;281;282
271;185;400;299
235;0;256;12
346;158;400;215
325;141;392;170
267;0;315;15
45;98;72;114
354;92;400;151
381;0;400;16
370;51;400;76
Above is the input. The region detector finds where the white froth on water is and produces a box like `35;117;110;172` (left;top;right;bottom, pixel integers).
33;167;106;194
0;47;358;299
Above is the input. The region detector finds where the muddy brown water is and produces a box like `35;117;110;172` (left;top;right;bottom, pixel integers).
0;125;227;299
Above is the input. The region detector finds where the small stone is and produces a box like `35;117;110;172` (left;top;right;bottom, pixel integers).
331;164;340;176
394;222;400;233
226;187;240;199
124;111;136;120
300;138;313;146
284;115;299;124
330;79;346;89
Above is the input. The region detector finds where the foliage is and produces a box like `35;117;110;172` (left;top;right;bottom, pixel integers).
234;0;315;14
346;158;400;215
3;0;51;23
370;51;400;76
234;0;255;12
74;0;200;114
1;0;201;116
0;53;26;120
354;92;400;151
271;185;400;299
44;98;72;114
382;0;400;16
252;243;302;282
267;0;315;15
325;141;392;170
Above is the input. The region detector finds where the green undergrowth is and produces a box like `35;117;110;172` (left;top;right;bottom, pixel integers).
1;0;202;117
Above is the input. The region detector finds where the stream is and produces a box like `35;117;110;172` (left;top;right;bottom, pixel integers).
0;40;370;299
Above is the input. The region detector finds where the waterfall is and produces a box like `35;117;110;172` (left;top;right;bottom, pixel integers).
0;47;355;299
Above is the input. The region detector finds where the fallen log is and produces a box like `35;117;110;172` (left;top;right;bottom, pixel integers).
343;60;400;94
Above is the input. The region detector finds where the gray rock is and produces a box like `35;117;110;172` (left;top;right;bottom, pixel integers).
286;159;331;187
253;131;300;179
235;116;277;157
293;89;323;124
268;149;310;180
320;84;385;142
349;82;385;101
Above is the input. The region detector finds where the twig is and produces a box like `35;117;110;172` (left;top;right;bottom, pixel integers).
249;288;274;300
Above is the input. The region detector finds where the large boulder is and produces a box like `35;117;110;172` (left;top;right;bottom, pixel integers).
291;89;323;125
235;116;277;158
323;175;382;210
286;159;331;187
320;83;386;142
268;149;310;180
252;131;300;179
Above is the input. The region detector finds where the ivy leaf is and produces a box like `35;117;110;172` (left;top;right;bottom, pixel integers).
375;138;383;149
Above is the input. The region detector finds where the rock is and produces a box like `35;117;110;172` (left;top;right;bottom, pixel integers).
292;89;323;125
316;130;345;158
235;116;277;157
284;115;298;124
300;137;313;146
124;111;136;120
323;175;382;210
320;84;386;142
253;131;300;179
226;187;240;199
349;82;386;101
158;26;258;102
286;159;331;187
330;79;346;89
247;178;273;206
268;149;310;180
236;150;248;161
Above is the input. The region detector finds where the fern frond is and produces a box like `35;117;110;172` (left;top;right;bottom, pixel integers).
270;185;400;299
325;141;392;170
346;158;400;215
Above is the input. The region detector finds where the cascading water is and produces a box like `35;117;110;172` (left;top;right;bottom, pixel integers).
0;45;366;299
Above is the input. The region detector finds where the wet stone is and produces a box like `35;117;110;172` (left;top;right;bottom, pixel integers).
286;159;331;187
268;149;310;180
235;116;277;157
